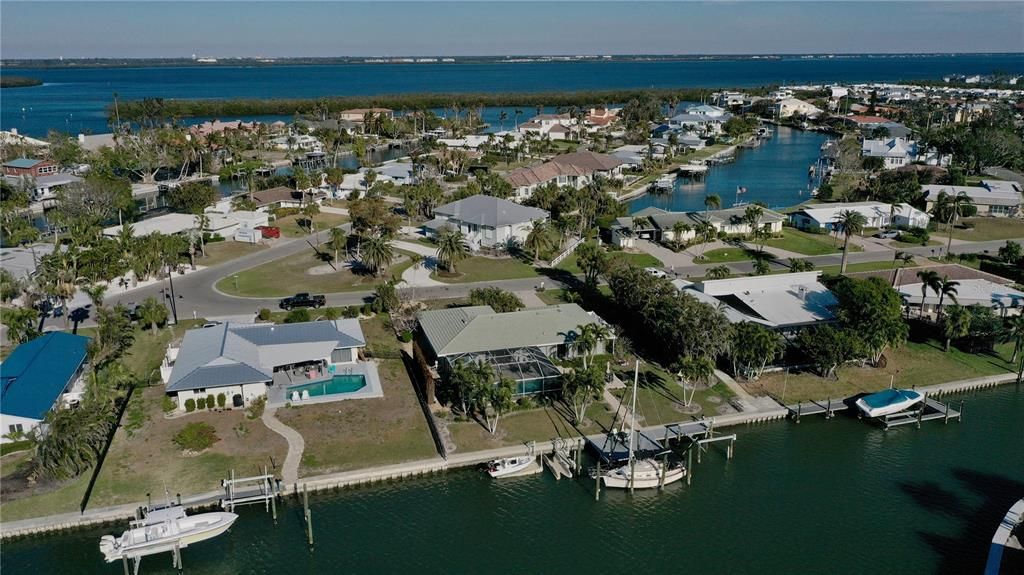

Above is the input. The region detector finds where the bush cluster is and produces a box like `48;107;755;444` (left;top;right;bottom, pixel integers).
173;422;219;451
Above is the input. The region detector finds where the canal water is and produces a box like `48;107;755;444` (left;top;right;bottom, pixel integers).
4;386;1021;574
628;126;829;215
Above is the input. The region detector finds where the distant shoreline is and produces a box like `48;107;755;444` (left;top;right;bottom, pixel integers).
3;52;1021;70
0;76;43;88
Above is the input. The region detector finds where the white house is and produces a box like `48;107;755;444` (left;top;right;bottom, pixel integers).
1;333;89;443
774;98;823;119
517;113;574;140
162;320;376;412
612;206;786;246
271;134;322;151
922;181;1023;217
691;272;838;331
789;201;931;231
861;137;951;169
503;151;624;200
422;194;548;251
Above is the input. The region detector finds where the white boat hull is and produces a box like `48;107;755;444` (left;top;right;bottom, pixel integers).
601;459;685;490
487;456;536;478
855;390;924;418
101;511;238;562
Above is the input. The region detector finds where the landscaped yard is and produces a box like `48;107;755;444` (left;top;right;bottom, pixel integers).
765;229;845;256
196;241;268;267
432;256;540;284
742;339;1016;404
948;218;1024;242
447;405;597;453
555;250;662;274
215;248;415;297
278;316;437;475
274;213;349;238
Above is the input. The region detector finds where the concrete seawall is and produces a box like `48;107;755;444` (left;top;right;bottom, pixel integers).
2;374;1017;539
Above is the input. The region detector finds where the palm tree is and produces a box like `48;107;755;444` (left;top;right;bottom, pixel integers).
916;269;942;319
524;220;555;265
695;220;716;260
671;221;690;248
571;324;599;369
892;250;914;269
1004;314;1024;367
363;169;378;196
833;210;867;274
82;283;108;309
328;228;348;263
704;194;721;215
945;191;973;256
1;306;40;344
435;227;469;273
935;276;960;320
942;305;972;352
788;258;814;272
706;265;731;280
360;235;394;277
137;296;168;334
498;110;508;131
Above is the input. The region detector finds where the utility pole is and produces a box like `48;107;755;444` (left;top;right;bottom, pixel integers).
166;266;179;324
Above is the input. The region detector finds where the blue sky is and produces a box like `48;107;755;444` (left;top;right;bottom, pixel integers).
2;1;1022;59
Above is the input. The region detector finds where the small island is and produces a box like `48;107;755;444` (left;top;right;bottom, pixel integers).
0;75;43;88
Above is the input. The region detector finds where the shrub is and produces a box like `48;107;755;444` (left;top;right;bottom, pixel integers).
324;307;340;320
284;308;311;323
343;306;360;318
360;304;373;316
257;308;272;321
162;395;177;413
217;393;226;408
184;398;196;412
173;422;219;451
206;394;215;409
246;396;266;420
197;397;207;410
399;330;413;343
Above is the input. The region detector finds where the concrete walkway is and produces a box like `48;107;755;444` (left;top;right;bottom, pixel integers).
401;257;445;287
515;289;547;308
261;406;304;485
319;205;349;216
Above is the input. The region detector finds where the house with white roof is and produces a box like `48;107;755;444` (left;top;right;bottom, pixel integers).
922;181;1023;217
162;319;380;411
861;137;951;169
898;279;1024;318
688;272;837;332
668;104;732;136
774;98;823;119
613;206;786;246
789;201;930;232
422;194;548;251
517;113;573;140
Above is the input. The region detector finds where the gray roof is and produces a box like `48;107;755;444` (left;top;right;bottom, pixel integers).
166;319;365;392
434;194;548;228
417;304;611;357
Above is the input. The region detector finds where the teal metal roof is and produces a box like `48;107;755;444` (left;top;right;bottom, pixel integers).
3;158;43;169
1;332;89;420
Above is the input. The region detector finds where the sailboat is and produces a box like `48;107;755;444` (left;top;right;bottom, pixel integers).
601;362;686;490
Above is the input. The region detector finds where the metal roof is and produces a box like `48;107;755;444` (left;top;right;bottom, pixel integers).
3;158;44;169
166;320;365;392
433;195;548;228
899;279;1024;308
0;332;88;420
418;304;611;357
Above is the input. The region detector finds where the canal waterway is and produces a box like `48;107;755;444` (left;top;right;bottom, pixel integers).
4;54;1023;136
3;386;1021;574
628;126;829;214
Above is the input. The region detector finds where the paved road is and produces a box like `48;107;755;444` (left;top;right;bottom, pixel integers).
43;231;1021;331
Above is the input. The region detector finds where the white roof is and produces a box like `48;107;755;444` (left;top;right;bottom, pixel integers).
796;201;927;225
694;272;836;328
899;279;1024;308
102;213;198;238
922;183;1021;207
1;131;49;147
862;138;918;159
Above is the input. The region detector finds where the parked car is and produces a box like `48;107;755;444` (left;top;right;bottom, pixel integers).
644;267;669;279
279;292;326;310
873;230;900;240
256;225;281;239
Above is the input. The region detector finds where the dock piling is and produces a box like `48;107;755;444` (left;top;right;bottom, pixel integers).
594;461;601;501
303;484;314;549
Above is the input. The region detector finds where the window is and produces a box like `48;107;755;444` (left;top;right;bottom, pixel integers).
194;388;206;394
8;424;24;434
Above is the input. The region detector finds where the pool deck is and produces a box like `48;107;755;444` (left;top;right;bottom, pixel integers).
266;361;384;408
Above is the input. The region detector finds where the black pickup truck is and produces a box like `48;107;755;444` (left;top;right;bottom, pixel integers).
278;293;326;310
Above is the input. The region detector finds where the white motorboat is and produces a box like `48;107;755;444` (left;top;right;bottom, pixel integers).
602;458;686;489
855;388;924;418
651;174;676;192
100;506;238;563
486;456;536;478
601;361;685;490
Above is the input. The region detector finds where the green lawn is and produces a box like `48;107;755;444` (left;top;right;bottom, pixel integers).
274;213;349;238
556;250;662;274
948;218;1024;242
432;256;540;284
197;241;268;267
744;339;1016;404
765;229;844;256
701;247;756;263
216;249;414;297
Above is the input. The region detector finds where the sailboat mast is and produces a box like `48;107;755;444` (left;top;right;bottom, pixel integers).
629;361;639;462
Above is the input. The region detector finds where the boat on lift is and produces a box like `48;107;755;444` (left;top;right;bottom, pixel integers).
486;456;537;478
855;388;924;418
99;505;238;564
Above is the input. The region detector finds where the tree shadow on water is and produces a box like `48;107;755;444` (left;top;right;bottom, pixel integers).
899;468;1024;574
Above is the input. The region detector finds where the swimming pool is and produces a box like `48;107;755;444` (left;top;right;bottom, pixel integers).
288;374;367;398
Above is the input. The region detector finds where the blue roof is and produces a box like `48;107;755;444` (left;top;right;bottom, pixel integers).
4;158;44;169
1;332;89;420
860;389;922;409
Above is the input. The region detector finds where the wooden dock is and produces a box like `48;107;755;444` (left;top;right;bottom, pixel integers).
786;398;850;422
